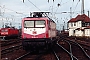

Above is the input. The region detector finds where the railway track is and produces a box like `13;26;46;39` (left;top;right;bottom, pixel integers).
13;36;90;60
58;36;90;60
68;36;90;47
65;36;90;57
66;40;90;60
56;40;78;60
1;39;21;47
1;35;90;60
1;45;27;60
1;39;22;55
1;44;22;55
15;47;63;60
1;39;26;60
15;52;45;60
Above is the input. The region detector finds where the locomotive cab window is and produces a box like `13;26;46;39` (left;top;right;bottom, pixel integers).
24;21;34;27
24;20;45;28
35;20;45;27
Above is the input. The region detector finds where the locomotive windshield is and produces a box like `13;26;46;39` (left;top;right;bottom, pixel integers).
24;20;45;28
24;21;34;27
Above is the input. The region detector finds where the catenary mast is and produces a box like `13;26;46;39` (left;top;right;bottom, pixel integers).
81;0;84;14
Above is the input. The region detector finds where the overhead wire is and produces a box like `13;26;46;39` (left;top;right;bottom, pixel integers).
61;0;71;6
72;0;80;15
0;5;25;27
28;0;41;11
20;0;31;11
54;0;71;15
60;0;62;3
0;0;42;28
70;0;81;18
0;5;27;17
64;0;81;20
24;0;52;20
53;0;71;22
54;0;61;14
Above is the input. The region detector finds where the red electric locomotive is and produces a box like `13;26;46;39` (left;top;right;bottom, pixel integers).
0;27;19;39
21;12;57;51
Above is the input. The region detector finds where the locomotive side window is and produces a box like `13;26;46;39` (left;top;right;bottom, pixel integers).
24;21;34;27
35;20;45;27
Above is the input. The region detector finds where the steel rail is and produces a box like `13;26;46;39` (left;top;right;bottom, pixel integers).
60;36;90;59
1;44;22;55
57;40;78;60
52;50;60;60
71;40;90;59
65;40;74;60
15;52;30;60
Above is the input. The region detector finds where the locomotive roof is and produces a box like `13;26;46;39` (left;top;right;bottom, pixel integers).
24;17;55;23
23;12;56;23
26;16;47;18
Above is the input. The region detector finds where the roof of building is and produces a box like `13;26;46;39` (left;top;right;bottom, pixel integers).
68;14;90;23
68;18;76;22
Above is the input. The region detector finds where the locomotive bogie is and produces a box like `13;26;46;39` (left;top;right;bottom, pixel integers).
22;38;55;51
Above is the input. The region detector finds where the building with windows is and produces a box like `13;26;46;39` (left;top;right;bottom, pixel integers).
68;14;90;37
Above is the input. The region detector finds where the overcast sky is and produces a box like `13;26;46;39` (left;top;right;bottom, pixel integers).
0;0;90;30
